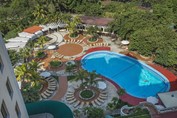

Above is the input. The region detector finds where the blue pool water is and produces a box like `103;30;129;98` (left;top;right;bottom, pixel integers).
81;51;170;98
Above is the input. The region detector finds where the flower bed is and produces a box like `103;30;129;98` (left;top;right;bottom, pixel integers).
87;37;98;43
69;33;79;38
36;51;46;59
79;89;95;100
50;60;62;68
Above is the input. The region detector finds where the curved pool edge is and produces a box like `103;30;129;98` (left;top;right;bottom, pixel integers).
81;51;170;98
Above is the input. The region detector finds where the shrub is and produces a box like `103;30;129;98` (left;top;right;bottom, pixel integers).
50;60;62;67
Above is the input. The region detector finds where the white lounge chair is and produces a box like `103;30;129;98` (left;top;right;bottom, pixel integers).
95;99;101;106
68;98;77;104
91;101;97;107
97;97;104;103
79;102;85;108
73;101;80;108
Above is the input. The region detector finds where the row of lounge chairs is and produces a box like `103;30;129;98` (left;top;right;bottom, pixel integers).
40;77;58;99
88;42;109;47
65;39;83;44
90;90;108;106
66;90;108;108
51;52;64;59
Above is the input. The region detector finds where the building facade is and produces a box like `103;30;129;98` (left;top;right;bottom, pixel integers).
0;35;29;118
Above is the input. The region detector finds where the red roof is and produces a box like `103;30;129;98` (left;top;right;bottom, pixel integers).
80;16;113;26
23;26;43;34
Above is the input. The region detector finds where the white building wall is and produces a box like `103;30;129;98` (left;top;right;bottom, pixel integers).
0;35;29;118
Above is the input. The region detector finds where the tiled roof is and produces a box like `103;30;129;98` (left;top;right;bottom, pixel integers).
80;16;113;26
23;26;43;34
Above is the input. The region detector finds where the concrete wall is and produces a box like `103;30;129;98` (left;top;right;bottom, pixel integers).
0;35;29;118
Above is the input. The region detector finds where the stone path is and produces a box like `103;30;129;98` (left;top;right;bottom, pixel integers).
51;76;68;100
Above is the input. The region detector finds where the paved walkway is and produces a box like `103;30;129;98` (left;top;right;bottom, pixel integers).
51;76;68;100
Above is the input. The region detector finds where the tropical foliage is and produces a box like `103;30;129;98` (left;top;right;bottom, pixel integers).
84;107;104;118
14;60;41;103
35;51;46;59
8;49;21;66
107;97;128;111
1;0;177;69
87;26;100;41
67;16;80;37
50;60;62;67
37;36;48;49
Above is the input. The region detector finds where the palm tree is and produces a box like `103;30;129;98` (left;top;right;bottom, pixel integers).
14;61;41;88
73;69;88;85
19;47;33;63
32;4;48;24
37;36;48;49
83;71;101;87
67;16;81;37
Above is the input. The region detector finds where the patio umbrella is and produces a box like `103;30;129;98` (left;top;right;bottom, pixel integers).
121;40;129;45
146;96;159;104
65;60;75;66
47;45;56;50
40;71;51;78
97;81;107;90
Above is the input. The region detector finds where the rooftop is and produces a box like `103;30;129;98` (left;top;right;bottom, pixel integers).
23;26;43;34
80;16;114;26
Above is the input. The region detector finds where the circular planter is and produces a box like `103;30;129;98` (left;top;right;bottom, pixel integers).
50;60;62;68
87;37;98;43
69;33;79;39
79;89;95;100
36;51;46;59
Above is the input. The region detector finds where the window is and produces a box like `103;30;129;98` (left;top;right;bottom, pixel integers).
6;78;13;99
0;56;3;72
1;101;9;118
15;103;21;118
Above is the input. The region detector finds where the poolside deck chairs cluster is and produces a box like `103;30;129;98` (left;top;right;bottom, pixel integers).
66;91;78;107
65;39;83;44
66;90;108;108
51;52;64;59
91;90;108;107
88;42;109;47
40;77;58;100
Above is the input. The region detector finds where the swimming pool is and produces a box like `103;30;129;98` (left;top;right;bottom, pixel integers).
81;51;170;98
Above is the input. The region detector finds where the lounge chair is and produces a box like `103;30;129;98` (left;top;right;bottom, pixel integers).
91;101;97;107
99;95;107;100
66;95;74;98
48;86;56;91
46;90;54;94
97;97;104;103
68;98;77;104
43;91;51;97
66;97;75;101
94;99;101;106
67;92;74;95
73;101;80;108
79;102;85;108
41;93;48;99
85;102;90;107
100;90;107;94
100;93;108;97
